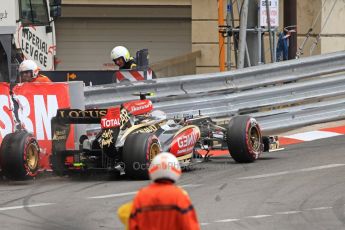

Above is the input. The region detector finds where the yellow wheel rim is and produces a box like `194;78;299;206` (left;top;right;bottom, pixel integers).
249;126;261;152
149;143;160;161
26;143;39;171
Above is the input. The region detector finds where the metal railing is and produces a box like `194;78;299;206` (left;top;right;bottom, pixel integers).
84;51;345;133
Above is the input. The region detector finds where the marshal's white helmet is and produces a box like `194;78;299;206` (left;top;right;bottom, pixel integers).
110;46;130;62
149;152;181;183
19;60;39;78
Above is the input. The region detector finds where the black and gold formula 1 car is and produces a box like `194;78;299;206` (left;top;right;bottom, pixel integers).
50;93;277;179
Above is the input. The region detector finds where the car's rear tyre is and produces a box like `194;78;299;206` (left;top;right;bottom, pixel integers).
50;154;66;176
0;131;40;180
123;133;161;180
226;115;262;163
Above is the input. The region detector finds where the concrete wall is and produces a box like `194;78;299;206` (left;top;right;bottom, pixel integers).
320;0;345;54
296;0;345;57
296;0;322;57
191;0;219;73
192;0;345;74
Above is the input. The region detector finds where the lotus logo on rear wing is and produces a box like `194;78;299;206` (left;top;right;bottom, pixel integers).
56;109;107;119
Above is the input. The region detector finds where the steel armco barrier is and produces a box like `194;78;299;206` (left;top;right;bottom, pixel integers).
84;51;345;133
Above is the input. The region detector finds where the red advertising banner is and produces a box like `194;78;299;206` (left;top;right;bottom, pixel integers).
0;82;74;170
0;83;12;147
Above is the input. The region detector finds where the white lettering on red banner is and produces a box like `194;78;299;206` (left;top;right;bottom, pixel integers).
17;95;34;133
101;118;121;129
101;107;121;129
0;83;72;170
1;94;59;141
34;95;59;140
0;95;12;138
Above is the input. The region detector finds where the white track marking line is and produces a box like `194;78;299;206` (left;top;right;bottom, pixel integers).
245;215;272;219
210;206;336;226
304;207;332;211
285;131;341;141
180;184;204;188
0;203;55;211
276;211;302;215
238;164;345;180
239;171;289;179
299;164;345;172
200;223;210;226
87;191;137;199
215;218;240;223
87;184;203;199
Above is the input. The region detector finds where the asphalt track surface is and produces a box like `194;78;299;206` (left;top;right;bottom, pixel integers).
0;135;345;230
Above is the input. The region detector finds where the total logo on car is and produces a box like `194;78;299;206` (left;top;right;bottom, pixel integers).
100;107;121;129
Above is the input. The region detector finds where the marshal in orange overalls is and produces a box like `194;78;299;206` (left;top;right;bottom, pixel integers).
31;74;52;83
128;181;200;230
